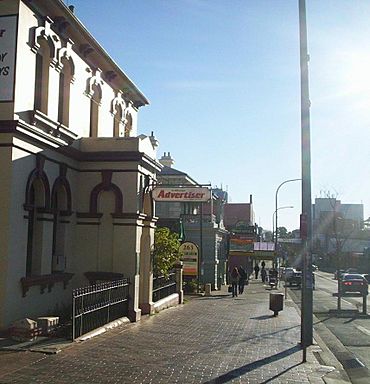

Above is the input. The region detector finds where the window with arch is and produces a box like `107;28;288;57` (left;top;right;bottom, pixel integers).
34;39;52;114
113;103;123;137
90;83;101;137
58;57;73;126
26;179;47;276
124;113;133;137
97;190;116;271
51;182;69;272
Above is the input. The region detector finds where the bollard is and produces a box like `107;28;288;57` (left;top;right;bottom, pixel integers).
269;292;284;316
205;283;212;296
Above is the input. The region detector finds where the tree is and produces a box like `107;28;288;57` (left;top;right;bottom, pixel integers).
153;227;181;277
277;226;294;239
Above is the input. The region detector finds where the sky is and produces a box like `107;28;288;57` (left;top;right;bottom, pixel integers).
66;0;370;231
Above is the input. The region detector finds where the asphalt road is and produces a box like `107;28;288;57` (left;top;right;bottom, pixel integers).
287;271;370;383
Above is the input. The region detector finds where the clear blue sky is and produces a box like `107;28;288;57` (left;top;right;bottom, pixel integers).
67;0;370;231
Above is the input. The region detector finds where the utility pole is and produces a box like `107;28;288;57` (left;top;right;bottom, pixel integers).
299;0;313;359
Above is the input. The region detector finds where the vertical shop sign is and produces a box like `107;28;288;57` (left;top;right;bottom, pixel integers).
0;15;18;101
179;242;199;277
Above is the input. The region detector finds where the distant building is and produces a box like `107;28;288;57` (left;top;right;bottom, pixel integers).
223;196;255;230
156;153;228;288
313;197;364;233
223;196;266;273
312;198;368;268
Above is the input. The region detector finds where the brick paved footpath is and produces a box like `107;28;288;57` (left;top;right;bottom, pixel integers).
0;280;348;384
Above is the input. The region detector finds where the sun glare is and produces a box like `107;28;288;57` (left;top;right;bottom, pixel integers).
341;51;370;95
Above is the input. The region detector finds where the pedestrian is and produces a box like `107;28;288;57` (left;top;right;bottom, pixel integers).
261;261;265;269
238;266;247;294
254;264;260;279
261;267;267;283
230;267;240;297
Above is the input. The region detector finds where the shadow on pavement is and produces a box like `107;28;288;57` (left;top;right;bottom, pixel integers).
260;363;302;384
250;315;274;320
202;345;301;384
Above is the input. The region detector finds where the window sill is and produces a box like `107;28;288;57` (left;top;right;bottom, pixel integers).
20;272;74;297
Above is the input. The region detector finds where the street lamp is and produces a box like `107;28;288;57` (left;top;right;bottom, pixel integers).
274;179;301;252
272;205;294;244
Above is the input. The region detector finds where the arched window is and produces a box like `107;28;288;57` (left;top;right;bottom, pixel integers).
58;57;73;126
34;39;51;114
113;103;123;137
51;184;68;272
124;113;133;137
26;179;46;276
97;191;115;271
90;83;101;137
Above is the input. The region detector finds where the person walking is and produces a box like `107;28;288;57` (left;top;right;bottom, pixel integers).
254;264;260;279
238;265;247;294
230;267;240;297
261;267;267;283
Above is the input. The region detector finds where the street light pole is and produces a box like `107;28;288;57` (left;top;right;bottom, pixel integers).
272;205;294;244
274;179;301;252
299;0;313;358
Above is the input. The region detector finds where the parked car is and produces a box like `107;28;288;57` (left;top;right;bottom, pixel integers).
340;273;368;296
287;270;302;287
312;264;318;271
286;270;315;289
283;267;295;281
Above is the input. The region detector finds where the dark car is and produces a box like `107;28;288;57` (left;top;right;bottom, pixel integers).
286;270;315;289
340;273;368;296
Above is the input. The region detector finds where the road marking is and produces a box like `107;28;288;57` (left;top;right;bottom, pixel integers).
355;324;370;336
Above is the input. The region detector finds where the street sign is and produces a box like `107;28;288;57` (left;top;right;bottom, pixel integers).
179;242;199;276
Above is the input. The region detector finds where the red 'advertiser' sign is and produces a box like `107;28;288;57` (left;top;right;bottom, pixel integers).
152;187;211;202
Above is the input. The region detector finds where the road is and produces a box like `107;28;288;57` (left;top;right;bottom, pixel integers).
287;270;370;383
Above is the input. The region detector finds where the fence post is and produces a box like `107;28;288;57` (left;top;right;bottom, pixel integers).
175;261;184;304
72;293;76;341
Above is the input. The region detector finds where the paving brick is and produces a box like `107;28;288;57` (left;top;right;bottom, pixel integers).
0;280;340;383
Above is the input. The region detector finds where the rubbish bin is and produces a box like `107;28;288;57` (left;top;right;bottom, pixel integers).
269;292;284;316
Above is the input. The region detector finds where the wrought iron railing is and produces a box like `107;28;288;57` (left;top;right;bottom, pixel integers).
72;278;130;340
152;272;177;302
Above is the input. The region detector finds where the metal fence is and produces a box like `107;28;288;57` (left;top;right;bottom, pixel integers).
152;272;177;302
72;278;130;340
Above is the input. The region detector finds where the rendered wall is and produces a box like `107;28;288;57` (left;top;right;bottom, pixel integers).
0;0;158;328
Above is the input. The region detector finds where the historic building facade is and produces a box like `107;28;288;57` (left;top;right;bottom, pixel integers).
156;153;229;289
0;0;159;328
